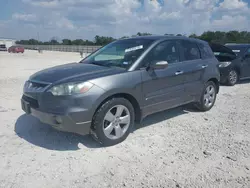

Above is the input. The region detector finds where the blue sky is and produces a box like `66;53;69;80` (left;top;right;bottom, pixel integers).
0;0;250;41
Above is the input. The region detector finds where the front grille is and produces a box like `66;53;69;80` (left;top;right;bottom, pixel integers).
22;95;39;108
24;80;50;92
30;81;48;88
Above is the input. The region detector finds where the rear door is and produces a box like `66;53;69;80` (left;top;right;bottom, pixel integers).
178;40;207;100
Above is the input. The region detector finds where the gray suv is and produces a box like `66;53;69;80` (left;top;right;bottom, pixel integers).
21;36;220;146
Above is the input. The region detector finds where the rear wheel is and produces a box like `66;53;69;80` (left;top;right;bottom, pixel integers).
90;98;135;146
195;81;217;111
227;69;238;86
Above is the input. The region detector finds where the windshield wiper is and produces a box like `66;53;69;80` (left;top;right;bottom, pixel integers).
91;61;121;68
90;62;110;67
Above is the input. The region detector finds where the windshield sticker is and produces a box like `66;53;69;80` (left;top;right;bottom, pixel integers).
123;62;129;65
125;45;143;53
232;50;240;53
214;52;220;55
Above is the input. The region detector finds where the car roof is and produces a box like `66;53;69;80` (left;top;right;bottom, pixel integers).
119;35;206;44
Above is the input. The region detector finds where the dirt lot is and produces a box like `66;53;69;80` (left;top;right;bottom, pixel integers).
0;50;250;188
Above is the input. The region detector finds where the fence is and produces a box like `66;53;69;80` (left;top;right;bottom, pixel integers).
22;45;102;53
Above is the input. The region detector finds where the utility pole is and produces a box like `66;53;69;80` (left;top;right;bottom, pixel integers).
37;31;42;53
37;31;40;42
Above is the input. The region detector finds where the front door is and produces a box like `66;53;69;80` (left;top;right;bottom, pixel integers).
140;40;186;117
241;48;250;78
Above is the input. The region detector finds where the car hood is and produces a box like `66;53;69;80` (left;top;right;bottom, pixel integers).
209;43;237;62
29;62;126;84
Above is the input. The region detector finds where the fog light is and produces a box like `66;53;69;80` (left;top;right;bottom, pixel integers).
55;116;62;124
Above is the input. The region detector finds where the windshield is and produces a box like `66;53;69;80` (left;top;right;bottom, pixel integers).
80;39;154;69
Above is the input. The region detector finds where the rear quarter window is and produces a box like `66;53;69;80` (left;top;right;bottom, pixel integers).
181;40;201;61
198;43;214;59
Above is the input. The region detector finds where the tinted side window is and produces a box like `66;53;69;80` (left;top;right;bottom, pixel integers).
143;40;180;66
181;40;201;61
198;43;214;59
247;48;250;53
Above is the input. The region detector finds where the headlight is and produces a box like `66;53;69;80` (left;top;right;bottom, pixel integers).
48;82;94;96
219;61;231;67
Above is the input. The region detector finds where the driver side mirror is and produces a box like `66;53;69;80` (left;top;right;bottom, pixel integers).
151;61;169;70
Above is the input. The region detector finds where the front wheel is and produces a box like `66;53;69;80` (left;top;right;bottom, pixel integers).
227;70;238;86
195;81;217;111
90;98;135;146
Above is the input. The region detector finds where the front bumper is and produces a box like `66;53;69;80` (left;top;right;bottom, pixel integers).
21;84;105;136
21;98;92;135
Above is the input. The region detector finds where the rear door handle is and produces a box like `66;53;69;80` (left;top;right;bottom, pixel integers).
175;71;184;75
201;65;208;69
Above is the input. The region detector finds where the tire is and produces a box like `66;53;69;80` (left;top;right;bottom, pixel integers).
227;69;238;86
195;81;217;112
90;98;135;146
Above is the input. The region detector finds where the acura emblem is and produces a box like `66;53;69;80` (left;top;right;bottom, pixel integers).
28;82;33;88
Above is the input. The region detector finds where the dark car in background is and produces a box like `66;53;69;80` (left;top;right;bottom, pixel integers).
8;45;25;53
0;44;7;51
210;43;250;86
21;36;220;146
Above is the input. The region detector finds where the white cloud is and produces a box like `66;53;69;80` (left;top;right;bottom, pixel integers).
1;0;249;40
12;13;38;22
56;17;75;30
186;0;219;11
219;0;247;10
22;0;115;8
211;15;249;31
158;11;181;20
22;0;59;8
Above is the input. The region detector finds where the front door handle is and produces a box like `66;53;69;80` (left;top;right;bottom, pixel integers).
175;71;184;75
201;65;208;69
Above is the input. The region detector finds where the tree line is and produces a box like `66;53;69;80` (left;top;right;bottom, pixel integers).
16;31;250;46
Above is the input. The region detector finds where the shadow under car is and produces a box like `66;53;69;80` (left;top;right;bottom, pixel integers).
15;105;194;150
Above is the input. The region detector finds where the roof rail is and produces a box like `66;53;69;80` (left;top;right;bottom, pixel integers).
225;43;250;45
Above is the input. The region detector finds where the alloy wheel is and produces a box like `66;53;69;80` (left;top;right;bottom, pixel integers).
229;70;238;85
203;85;216;108
103;105;131;140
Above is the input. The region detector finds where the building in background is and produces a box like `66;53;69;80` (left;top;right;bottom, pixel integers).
0;38;16;49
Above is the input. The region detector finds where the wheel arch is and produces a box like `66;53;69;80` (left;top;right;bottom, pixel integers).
93;93;142;123
233;66;241;77
207;78;220;93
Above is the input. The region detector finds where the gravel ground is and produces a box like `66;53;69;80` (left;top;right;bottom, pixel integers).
0;50;250;188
